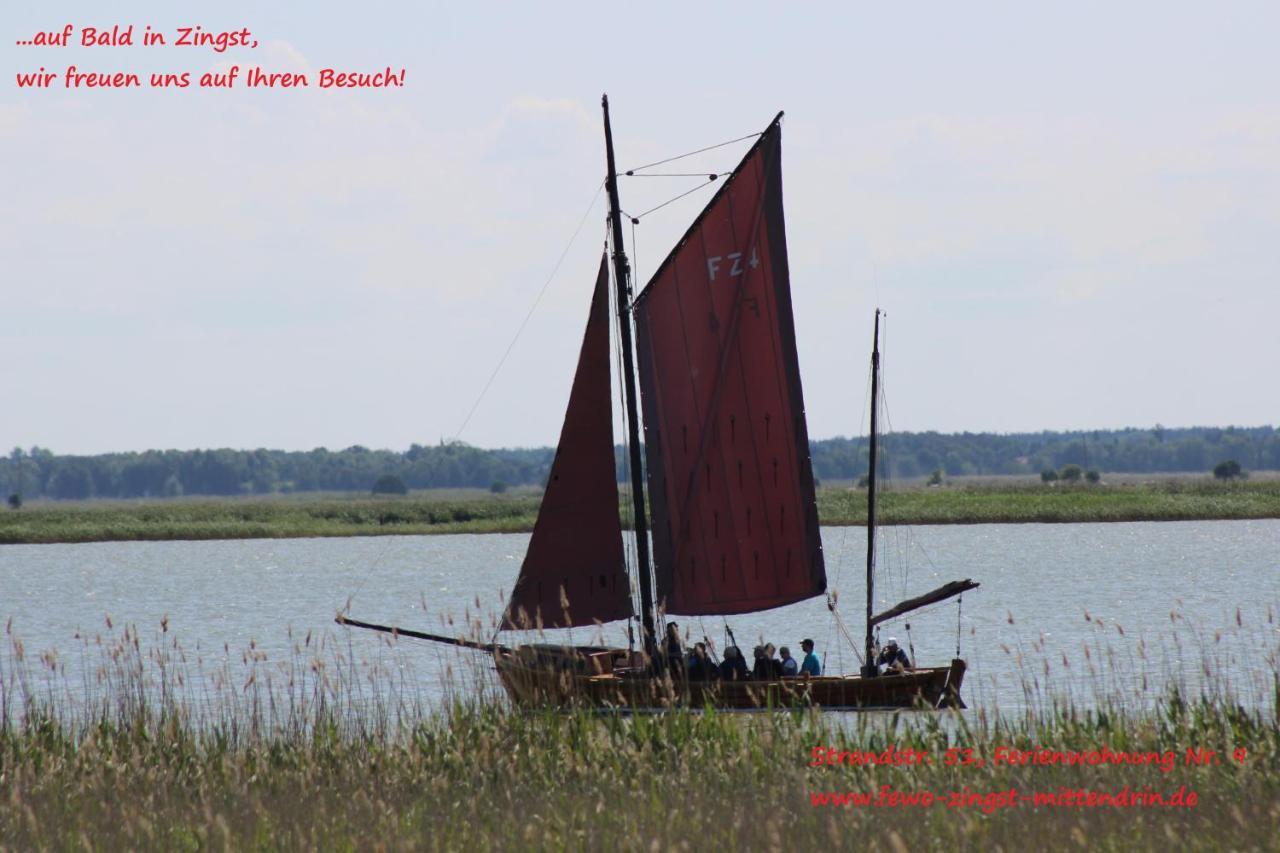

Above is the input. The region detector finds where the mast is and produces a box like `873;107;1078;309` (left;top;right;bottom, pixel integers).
601;94;658;663
862;310;881;678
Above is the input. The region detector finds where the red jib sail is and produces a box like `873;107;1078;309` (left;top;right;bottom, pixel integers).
502;256;633;629
633;115;826;615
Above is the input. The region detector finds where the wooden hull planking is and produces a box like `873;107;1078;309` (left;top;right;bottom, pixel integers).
493;645;967;711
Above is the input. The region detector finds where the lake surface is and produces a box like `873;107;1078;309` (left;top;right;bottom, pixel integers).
2;520;1277;716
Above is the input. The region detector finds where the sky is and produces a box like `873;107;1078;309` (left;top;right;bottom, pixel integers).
2;2;1277;455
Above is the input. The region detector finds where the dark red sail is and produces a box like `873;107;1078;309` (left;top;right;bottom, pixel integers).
633;116;826;616
502;256;633;629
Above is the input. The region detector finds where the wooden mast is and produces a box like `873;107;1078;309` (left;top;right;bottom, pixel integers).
862;309;881;677
601;94;658;664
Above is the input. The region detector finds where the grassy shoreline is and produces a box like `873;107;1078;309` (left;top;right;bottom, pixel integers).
2;479;1279;545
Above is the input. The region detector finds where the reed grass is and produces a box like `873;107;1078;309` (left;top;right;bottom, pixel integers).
819;478;1280;527
2;614;1277;850
0;493;542;544
3;479;1279;545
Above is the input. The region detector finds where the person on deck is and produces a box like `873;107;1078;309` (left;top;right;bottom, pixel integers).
799;638;822;677
687;642;717;681
779;646;799;677
719;646;749;681
664;621;685;677
764;643;784;678
751;645;784;680
876;637;911;674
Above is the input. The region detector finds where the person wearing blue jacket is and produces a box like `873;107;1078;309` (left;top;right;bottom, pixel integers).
799;638;822;677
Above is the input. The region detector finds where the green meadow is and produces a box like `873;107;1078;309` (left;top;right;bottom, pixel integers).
0;491;543;544
817;477;1280;526
2;478;1279;545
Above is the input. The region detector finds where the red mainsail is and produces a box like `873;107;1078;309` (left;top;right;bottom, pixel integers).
633;116;826;615
502;256;633;629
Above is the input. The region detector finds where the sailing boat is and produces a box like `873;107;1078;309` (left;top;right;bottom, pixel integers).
338;96;977;709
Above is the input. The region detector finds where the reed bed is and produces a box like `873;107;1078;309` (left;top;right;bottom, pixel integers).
4;480;1279;544
2;615;1278;851
0;494;542;544
817;478;1280;527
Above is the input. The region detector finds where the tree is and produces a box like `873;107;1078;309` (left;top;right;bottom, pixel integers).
371;474;408;495
48;465;93;500
926;468;944;486
1213;460;1243;481
162;474;184;498
1059;464;1083;483
1085;469;1101;484
1040;469;1059;483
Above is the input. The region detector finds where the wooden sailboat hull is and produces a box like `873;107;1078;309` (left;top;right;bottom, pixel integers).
493;646;967;711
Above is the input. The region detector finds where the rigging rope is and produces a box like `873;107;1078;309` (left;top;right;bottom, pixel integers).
875;313;910;605
630;218;639;286
828;599;865;666
622;209;644;632
627;172;727;179
608;226;644;625
451;181;605;441
825;307;875;667
631;179;719;221
819;306;880;666
623;132;761;175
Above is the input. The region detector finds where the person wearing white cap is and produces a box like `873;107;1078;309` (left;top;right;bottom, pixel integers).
875;637;911;674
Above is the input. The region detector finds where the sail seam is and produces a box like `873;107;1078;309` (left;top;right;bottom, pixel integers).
731;152;788;600
658;125;795;612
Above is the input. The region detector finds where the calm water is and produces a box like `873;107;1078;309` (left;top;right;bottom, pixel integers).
2;521;1277;714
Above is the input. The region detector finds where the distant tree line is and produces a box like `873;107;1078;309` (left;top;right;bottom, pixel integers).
0;443;556;501
811;425;1279;481
3;425;1277;501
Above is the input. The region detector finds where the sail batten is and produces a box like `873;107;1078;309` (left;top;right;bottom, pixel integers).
501;256;632;630
634;117;825;616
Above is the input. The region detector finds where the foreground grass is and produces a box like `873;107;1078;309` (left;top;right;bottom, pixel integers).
2;697;1277;850
2;479;1279;544
2;623;1277;851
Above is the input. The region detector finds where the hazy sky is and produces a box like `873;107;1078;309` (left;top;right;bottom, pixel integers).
3;2;1277;455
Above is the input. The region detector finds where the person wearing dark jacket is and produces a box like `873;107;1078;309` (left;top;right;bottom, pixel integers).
687;642;718;681
664;621;685;677
751;645;784;680
719;646;749;681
